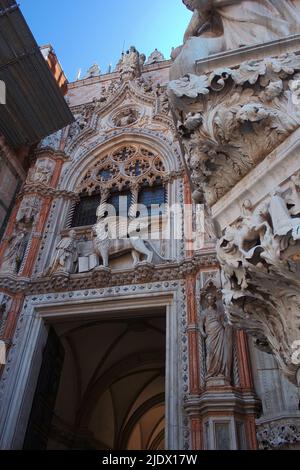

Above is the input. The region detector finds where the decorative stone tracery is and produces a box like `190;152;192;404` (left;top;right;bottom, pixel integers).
77;144;167;195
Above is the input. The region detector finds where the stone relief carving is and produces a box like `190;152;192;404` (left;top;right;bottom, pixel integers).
113;108;140;127
171;0;300;79
217;182;300;384
46;230;78;277
168;53;300;206
200;281;233;385
67;108;90;143
154;84;170;116
0;252;216;294
257;422;300;449
0;196;41;275
27;159;54;185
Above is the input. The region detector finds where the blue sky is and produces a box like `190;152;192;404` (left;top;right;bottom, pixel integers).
19;0;191;82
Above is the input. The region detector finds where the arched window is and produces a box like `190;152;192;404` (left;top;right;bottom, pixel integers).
71;144;167;228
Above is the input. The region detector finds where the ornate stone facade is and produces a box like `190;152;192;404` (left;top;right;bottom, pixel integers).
169;0;300;393
1;4;300;448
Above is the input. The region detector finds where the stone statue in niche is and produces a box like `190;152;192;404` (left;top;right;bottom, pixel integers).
47;230;78;276
171;0;300;79
200;285;233;384
28;159;53;185
0;223;29;275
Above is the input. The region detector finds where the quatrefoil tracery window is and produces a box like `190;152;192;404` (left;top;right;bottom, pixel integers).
77;144;167;195
72;145;168;228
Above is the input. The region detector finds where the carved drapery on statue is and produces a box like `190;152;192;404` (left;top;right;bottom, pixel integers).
47;230;78;277
200;282;233;385
171;0;300;79
0;196;41;275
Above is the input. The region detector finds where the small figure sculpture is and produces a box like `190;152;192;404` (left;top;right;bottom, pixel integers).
117;46;144;81
269;188;300;240
0;225;28;274
200;291;233;381
114;108;137;127
47;230;78;276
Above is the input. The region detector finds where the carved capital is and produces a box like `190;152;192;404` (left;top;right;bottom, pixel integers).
168;53;300;206
216;182;300;384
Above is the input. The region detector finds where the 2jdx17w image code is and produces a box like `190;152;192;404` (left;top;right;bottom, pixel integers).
102;454;198;466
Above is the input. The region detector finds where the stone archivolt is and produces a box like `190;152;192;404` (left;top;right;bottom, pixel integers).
168;53;300;206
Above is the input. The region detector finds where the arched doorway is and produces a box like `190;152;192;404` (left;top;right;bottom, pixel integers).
24;310;166;450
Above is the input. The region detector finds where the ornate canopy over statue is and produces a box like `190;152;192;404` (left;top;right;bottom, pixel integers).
171;0;300;79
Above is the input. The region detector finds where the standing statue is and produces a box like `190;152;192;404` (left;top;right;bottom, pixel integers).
171;0;300;79
117;46;145;81
47;230;78;276
200;291;233;381
0;225;29;275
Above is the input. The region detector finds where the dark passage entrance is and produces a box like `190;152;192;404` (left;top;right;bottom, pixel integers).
23;327;65;449
23;310;166;450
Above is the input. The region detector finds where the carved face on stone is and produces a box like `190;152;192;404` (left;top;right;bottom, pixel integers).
206;293;217;308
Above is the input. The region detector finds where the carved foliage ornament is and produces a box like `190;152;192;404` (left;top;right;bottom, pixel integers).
216;180;300;384
168;53;300;206
257;422;300;450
